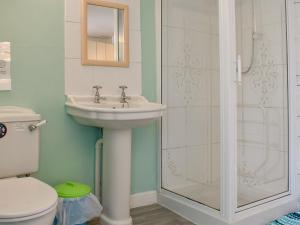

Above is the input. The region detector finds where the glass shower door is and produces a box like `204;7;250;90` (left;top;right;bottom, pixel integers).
161;0;221;210
235;0;289;208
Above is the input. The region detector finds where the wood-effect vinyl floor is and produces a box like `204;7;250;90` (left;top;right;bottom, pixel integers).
88;204;195;225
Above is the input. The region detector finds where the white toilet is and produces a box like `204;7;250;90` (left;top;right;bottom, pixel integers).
0;106;58;225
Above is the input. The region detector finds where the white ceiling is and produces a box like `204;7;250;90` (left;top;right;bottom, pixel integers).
87;5;116;38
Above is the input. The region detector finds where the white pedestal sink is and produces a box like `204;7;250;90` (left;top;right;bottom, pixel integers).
65;95;165;225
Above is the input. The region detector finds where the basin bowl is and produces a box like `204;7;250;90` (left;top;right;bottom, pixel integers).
65;95;166;129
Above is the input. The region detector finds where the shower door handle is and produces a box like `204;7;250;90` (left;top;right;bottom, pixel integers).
236;55;242;85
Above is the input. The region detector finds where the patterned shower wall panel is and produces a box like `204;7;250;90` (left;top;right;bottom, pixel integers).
240;25;287;69
186;107;211;147
236;0;289;207
161;0;221;209
186;146;210;184
164;108;187;149
164;28;218;67
238;107;287;146
237;0;287;71
238;143;288;183
162;148;194;189
162;0;216;33
166;66;211;107
162;145;215;189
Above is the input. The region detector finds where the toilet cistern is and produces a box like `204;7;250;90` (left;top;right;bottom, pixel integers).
0;106;57;225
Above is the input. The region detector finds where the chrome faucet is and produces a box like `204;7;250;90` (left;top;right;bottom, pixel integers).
93;85;105;103
119;85;130;104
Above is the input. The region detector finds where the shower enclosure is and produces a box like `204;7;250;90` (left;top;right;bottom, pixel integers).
157;0;299;224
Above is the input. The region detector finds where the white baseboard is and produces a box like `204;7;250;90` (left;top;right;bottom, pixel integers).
130;191;158;208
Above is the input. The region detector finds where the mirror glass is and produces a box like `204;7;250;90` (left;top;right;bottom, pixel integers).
82;1;129;67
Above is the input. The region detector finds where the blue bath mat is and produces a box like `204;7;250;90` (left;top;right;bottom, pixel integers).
268;211;300;224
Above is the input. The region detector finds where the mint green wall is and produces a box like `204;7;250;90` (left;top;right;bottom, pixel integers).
0;0;157;194
132;0;158;193
0;0;99;188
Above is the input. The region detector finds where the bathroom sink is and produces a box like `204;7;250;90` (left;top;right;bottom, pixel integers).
65;94;165;225
65;95;166;129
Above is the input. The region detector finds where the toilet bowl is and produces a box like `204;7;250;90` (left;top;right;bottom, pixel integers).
0;177;58;225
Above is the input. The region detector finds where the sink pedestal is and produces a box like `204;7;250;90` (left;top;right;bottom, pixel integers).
100;128;133;225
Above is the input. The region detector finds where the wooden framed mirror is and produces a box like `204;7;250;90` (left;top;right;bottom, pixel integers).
81;0;129;67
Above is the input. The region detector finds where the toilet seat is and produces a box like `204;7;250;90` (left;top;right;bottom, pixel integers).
0;177;57;220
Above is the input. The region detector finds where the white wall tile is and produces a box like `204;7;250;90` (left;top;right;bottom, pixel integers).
241;27;253;71
162;66;168;105
92;62;142;95
65;58;142;95
64;0;142;96
186;107;210;146
262;23;287;66
167;66;186;107
295;37;300;75
186;146;209;183
211;71;220;106
128;0;141;30
65;59;94;95
296;17;300;36
165;0;211;33
242;65;287;108
296;87;300;115
211;143;220;183
211;106;220;143
210;36;220;70
297;117;300;137
189;31;211;70
162;148;188;188
129;30;142;63
65;0;81;22
260;0;285;26
296;4;300;19
264;150;288;182
65;22;81;59
166;27;184;67
240;0;253;29
167;108;186;148
161;0;168;26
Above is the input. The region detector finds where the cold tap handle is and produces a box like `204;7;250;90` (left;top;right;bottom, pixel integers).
119;85;128;91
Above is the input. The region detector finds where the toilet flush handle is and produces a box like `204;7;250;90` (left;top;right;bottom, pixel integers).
28;120;47;132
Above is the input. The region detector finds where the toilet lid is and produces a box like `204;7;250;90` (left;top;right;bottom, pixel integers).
0;177;57;219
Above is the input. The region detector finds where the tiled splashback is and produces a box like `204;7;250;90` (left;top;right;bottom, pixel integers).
64;0;142;96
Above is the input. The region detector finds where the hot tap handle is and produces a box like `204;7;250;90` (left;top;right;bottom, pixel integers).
119;85;128;91
93;85;102;91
